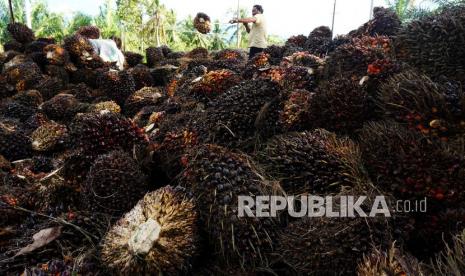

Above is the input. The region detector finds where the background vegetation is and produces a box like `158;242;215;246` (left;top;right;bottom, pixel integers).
0;0;461;53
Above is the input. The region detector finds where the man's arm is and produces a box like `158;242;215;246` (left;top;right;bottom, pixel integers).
243;22;251;33
230;17;257;24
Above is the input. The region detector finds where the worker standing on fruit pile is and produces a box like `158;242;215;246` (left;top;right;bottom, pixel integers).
229;5;267;59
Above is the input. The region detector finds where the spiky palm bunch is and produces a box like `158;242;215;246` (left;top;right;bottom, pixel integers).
379;71;465;138
394;5;465;82
179;144;279;269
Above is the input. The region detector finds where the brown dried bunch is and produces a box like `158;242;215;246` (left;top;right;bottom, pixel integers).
101;186;199;275
76;25;101;39
194;12;211;34
7;23;35;44
31;121;68;152
146;47;165;67
357;243;425;276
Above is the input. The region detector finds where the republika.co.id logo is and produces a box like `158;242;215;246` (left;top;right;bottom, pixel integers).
237;195;427;218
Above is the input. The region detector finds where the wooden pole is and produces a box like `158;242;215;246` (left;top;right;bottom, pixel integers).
236;0;240;48
8;0;15;23
331;0;337;37
369;0;374;19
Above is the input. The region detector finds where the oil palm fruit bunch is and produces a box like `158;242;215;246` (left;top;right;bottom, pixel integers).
352;7;401;38
124;87;163;117
69;112;147;156
33;76;66;100
111;35;122;49
256;130;358;195
128;64;154;90
76;25;100;39
81;150;148;215
24;41;49;55
324;35;393;79
0;100;37;122
357;243;424;276
146;47;165;67
285;34;308;48
45;65;70;86
23;112;49;135
275;211;389;275
43;44;73;68
31;121;68;152
179;144;279;269
379;71;465;138
123;51;143;67
30;155;55;174
97;70;136;105
101;186;199;275
432;229;465;275
242;52;271;79
308;77;372;134
89;100;121;114
405;207;465;259
304;26;333;57
359;121;465;205
7;23;35;44
63;83;93;102
281;51;325;70
200;79;281;150
279;90;313;131
151;123;200;179
0;121;32;161
187;47;209;59
5;61;43;92
281;65;317;91
194;12;211;34
189;69;242;103
11;90;42;108
366;58;401;79
63;34;98;67
264;45;286;65
3;39;24;52
394;5;465;82
40;94;87;122
213;49;245;61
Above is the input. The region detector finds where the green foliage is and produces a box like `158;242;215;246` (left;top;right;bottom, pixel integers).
31;0;66;40
0;0;279;54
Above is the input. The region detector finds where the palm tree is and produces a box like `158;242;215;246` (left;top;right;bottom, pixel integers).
31;1;66;40
209;20;227;50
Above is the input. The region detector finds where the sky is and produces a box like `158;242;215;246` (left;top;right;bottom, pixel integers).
46;0;415;39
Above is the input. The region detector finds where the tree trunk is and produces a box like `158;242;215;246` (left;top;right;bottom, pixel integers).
8;0;15;23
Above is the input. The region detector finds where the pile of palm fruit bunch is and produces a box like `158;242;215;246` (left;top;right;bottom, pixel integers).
3;3;465;275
